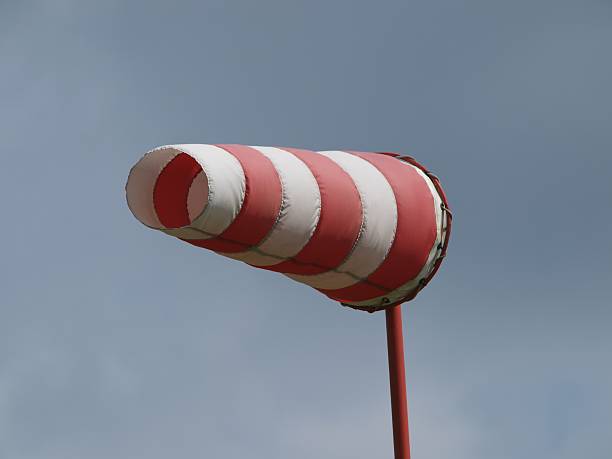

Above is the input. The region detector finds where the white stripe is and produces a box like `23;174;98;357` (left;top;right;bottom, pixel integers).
344;163;445;308
220;146;321;266
287;150;398;289
125;147;180;229
160;144;245;240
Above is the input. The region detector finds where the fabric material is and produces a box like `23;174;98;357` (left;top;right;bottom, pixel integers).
287;150;398;290
336;162;446;307
184;144;282;253
219;146;321;267
126;144;450;310
318;151;437;303
264;147;362;275
126;147;181;229
153;153;205;229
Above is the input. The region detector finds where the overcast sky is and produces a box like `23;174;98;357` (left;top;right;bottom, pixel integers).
1;1;611;458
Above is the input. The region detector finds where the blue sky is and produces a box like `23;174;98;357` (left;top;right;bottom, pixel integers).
1;1;611;458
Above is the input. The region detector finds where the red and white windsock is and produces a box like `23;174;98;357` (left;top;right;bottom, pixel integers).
126;144;451;311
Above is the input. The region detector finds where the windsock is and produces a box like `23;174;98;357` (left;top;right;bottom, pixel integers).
126;144;451;312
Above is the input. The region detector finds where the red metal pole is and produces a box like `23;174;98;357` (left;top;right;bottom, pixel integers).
385;304;411;459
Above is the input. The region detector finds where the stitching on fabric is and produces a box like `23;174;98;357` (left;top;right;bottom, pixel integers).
342;203;450;312
176;225;398;293
211;144;253;238
283;149;322;253
393;156;452;303
141;149;451;310
240;147;287;253
387;163;448;299
174;152;450;300
341;156;451;310
311;151;368;280
348;151;400;280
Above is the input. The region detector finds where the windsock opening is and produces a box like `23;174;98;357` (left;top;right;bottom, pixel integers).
126;147;209;230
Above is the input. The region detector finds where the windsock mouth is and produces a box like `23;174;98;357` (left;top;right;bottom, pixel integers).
126;146;209;230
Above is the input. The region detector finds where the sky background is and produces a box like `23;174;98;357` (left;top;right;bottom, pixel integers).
1;1;611;458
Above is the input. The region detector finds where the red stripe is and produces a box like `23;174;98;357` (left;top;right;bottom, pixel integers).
320;152;437;302
153;153;203;229
262;148;363;274
184;144;282;252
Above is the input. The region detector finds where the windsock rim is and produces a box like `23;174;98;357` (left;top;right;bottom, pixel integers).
125;145;212;231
